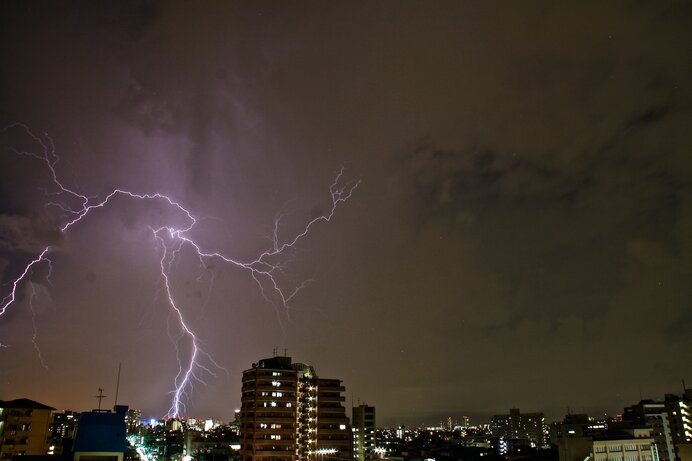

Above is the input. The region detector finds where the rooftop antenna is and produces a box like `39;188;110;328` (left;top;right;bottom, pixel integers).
283;348;288;357
272;347;277;356
95;388;107;410
114;362;122;406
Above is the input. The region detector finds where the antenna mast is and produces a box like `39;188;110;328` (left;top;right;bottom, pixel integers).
114;362;122;406
95;388;107;410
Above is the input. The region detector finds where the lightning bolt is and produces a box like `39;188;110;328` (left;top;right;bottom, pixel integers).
28;280;49;370
0;123;360;417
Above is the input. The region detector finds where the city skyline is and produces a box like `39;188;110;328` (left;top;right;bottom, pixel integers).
2;358;689;428
1;2;691;427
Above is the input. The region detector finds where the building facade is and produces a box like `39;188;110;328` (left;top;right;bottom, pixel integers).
0;398;55;459
50;410;80;455
240;356;352;461
558;432;656;461
72;405;129;461
352;405;375;461
664;390;692;461
624;400;675;461
491;408;546;447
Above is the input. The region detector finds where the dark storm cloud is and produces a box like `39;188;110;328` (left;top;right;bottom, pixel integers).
625;105;672;129
392;102;690;333
0;213;62;254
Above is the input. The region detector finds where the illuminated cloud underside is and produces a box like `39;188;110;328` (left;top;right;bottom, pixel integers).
0;123;359;417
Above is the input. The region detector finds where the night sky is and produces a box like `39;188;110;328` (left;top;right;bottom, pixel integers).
1;2;691;427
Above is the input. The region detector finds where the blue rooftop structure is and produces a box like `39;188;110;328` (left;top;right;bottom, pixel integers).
73;405;128;454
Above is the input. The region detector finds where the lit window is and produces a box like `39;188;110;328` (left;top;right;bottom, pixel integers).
340;424;347;430
272;381;281;387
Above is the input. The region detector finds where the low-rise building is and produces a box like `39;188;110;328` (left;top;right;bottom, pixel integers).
558;428;656;461
0;398;55;459
73;405;128;461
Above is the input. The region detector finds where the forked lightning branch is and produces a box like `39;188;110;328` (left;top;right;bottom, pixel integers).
0;123;359;417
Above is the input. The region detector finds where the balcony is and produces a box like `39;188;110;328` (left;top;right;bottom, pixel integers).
317;410;348;416
253;442;295;450
317;428;349;435
253;415;297;423
255;385;297;392
254;427;296;434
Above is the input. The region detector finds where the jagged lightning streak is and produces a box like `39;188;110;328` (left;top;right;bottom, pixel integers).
0;123;360;417
28;280;49;370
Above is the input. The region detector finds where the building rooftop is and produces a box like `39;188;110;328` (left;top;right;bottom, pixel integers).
254;355;294;370
0;398;56;410
591;435;654;442
73;405;128;453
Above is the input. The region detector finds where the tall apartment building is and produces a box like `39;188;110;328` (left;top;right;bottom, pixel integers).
491;408;546;447
240;356;352;461
0;398;55;459
624;400;675;461
50;410;80;456
352;405;376;461
664;390;692;461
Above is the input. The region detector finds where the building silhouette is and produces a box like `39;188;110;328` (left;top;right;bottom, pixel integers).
352;405;375;461
624;400;675;461
50;410;80;456
240;355;352;461
663;389;692;461
0;398;55;458
491;408;546;447
621;389;692;461
557;427;656;461
72;405;128;461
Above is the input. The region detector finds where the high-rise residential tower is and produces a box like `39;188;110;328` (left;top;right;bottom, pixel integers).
491;408;546;447
663;389;692;461
624;400;675;461
352;405;376;461
240;356;352;461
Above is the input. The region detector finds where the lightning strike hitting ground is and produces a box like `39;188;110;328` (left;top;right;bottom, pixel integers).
0;123;360;417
